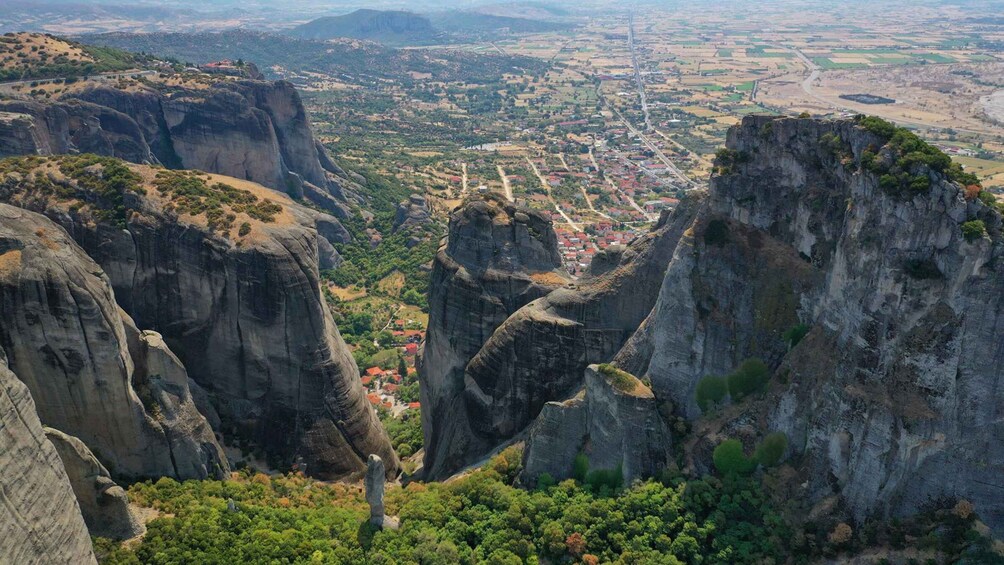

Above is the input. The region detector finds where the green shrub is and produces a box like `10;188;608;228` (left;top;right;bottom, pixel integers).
585;465;624;491
596;363;639;393
695;375;728;412
727;358;770;400
536;473;556;490
961;220;986;242
572;453;589;482
704;218;730;246
713;439;756;475
755;432;788;467
782;324;809;348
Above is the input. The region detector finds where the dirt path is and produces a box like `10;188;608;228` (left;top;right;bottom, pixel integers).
525;155;583;231
589;147;653;221
496;164;514;202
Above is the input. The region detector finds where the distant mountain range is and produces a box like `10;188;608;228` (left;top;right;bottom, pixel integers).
290;9;444;45
288;6;575;46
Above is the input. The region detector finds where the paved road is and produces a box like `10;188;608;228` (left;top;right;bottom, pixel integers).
627;13;653;132
0;69;157;95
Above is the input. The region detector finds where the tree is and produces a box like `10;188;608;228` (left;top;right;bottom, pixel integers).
754;432;788;467
397;357;408;379
713;439;756;475
695;375;728;412
727;358;769;400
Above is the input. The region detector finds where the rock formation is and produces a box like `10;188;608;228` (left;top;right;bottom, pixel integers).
419;194;570;478
364;454;398;529
0;157;398;479
0;202;227;480
0;354;96;565
44;428;145;540
0;78;352;217
421;193;696;478
424;115;1004;535
617;116;1004;532
522;364;672;486
393;193;431;234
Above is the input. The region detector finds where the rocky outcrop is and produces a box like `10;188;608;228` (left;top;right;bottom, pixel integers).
616;116;1004;533
0;78;352;217
0;157;397;479
0;202;227;480
0;353;97;565
421;194;697;479
44;428;145;541
419;194;570;478
522;364;672;486
365;454;398;529
0;99;153;164
393;193;431;233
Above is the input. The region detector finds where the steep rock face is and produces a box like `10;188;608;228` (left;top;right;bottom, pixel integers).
0;99;153;164
420;195;569;478
422;195;697;478
522;365;672;486
393;193;431;233
44;428;145;541
0;158;397;479
0;203;227;480
0;355;96;565
617;116;1004;532
0;79;351;218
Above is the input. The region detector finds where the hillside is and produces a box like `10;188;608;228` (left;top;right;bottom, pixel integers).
80;30;549;86
0;32;155;82
290;9;442;45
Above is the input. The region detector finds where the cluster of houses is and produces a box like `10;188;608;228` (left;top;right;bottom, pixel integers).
361;319;424;415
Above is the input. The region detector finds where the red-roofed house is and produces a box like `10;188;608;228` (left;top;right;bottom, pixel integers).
405;343;419;356
365;367;382;377
366;393;380;405
384;383;399;393
408;402;421;409
361;376;373;386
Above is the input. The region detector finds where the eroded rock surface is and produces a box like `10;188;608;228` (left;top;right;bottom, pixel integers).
421;193;696;479
522;364;672;486
0;354;96;565
44;428;145;541
0;79;352;217
0;203;227;480
0;158;397;479
618;116;1004;532
419;195;569;478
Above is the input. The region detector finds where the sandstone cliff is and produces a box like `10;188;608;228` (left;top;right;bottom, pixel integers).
419;194;569;478
421;194;696;478
0;202;227;480
0;78;352;218
0;156;398;479
0;352;96;564
616;116;1004;532
44;427;145;541
424;116;1004;534
522;364;672;487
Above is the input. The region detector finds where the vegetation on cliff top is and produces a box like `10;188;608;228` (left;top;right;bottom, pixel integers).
0;32;155;82
853;115;981;195
0;156;284;234
0;154;143;227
